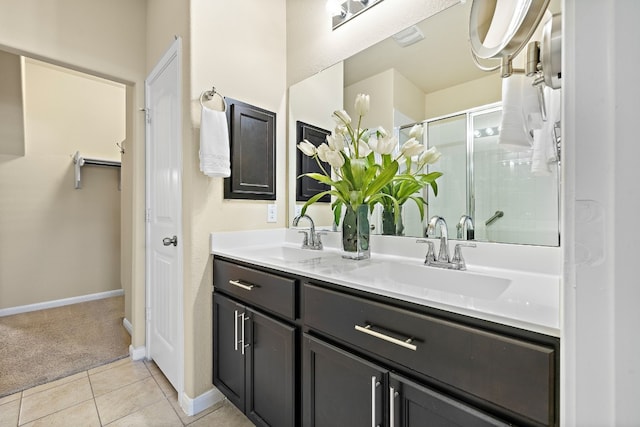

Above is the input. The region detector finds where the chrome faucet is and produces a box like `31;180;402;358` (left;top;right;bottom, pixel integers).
292;214;323;250
457;215;475;240
422;215;476;270
426;216;450;262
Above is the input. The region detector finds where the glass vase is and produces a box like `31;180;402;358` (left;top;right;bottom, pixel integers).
341;204;370;260
381;205;404;236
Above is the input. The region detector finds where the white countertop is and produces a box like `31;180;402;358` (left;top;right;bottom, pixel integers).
210;228;561;337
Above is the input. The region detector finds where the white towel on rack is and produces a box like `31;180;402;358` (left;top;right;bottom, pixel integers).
498;75;535;151
199;105;230;177
531;86;561;176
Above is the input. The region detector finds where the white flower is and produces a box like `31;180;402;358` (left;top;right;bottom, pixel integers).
325;150;345;169
334;124;348;136
333;109;352;126
400;138;425;158
419;146;442;165
326;133;345;151
297;139;317;157
375;126;388;138
316;143;331;162
408;124;423;140
354;93;370;117
369;134;397;155
357;140;372;157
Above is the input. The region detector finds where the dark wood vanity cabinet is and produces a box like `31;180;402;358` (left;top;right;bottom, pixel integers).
213;260;297;427
212;257;559;427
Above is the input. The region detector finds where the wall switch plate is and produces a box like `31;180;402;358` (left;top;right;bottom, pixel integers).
267;204;277;223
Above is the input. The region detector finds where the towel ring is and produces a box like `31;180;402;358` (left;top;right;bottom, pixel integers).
199;88;227;112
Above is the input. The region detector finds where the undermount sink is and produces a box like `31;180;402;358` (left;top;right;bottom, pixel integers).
350;261;511;299
242;245;337;263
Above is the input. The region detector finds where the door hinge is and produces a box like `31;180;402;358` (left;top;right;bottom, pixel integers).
146;307;151;321
145;108;151;124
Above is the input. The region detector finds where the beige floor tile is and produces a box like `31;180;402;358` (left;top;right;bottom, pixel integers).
19;376;93;425
88;357;131;376
89;360;150;397
105;398;182;427
146;365;177;398
94;376;164;425
22;371;87;397
21;399;100;427
0;399;20;427
0;391;21;406
167;394;225;425
187;401;255;427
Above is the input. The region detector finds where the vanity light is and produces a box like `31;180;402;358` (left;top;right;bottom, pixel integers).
327;0;384;30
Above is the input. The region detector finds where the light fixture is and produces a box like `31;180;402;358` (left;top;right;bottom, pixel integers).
327;0;384;30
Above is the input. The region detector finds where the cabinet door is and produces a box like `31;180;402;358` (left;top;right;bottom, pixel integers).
303;334;385;427
213;293;246;411
389;373;508;427
246;308;296;427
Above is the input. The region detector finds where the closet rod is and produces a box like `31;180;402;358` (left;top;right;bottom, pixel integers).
73;151;121;190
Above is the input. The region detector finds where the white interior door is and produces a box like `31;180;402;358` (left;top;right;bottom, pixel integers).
145;38;183;393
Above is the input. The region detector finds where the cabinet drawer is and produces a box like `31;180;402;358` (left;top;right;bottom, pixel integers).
214;258;296;320
304;283;555;426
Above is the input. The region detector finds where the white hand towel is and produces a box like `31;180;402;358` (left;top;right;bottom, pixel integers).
531;86;561;176
199;105;230;177
498;75;533;151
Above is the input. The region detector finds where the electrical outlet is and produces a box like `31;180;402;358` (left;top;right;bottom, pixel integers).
267;204;277;223
295;205;302;217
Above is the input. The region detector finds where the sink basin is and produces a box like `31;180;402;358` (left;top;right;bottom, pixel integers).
242;245;336;263
350;262;511;299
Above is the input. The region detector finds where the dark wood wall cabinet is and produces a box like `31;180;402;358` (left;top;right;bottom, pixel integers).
224;98;276;200
212;256;560;427
296;121;331;203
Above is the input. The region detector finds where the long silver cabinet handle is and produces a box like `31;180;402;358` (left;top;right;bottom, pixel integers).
370;376;380;427
228;279;255;291
355;324;418;351
389;386;399;427
234;310;239;351
241;314;249;355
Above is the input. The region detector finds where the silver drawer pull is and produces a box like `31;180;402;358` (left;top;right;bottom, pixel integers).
228;279;255;291
355;324;418;351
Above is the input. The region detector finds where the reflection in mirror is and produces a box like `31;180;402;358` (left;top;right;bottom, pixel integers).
288;0;561;246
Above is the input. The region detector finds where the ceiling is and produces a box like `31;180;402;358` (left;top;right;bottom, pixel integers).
344;0;561;94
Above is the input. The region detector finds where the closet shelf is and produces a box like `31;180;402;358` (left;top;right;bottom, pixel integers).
73;151;121;190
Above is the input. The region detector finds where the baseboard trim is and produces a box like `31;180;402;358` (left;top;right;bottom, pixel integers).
122;318;133;336
180;387;225;416
129;345;146;361
0;289;124;317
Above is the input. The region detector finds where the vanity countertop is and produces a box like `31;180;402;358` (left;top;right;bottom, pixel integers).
210;228;561;337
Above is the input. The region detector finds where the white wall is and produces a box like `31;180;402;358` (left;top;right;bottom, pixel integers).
0;58;125;309
563;1;640;425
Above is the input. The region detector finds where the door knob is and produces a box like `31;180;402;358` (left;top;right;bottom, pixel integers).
163;235;178;247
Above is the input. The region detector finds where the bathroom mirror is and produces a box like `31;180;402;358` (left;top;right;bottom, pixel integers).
288;0;561;246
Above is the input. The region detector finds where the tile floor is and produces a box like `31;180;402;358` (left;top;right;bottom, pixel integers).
0;358;254;426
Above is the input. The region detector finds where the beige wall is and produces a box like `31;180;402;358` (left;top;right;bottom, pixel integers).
0;0;147;344
286;0;458;86
0;50;25;156
289;61;344;227
188;0;287;398
0;58;125;309
424;73;501;119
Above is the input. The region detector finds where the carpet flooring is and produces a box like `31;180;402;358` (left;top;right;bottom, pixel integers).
0;295;130;398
